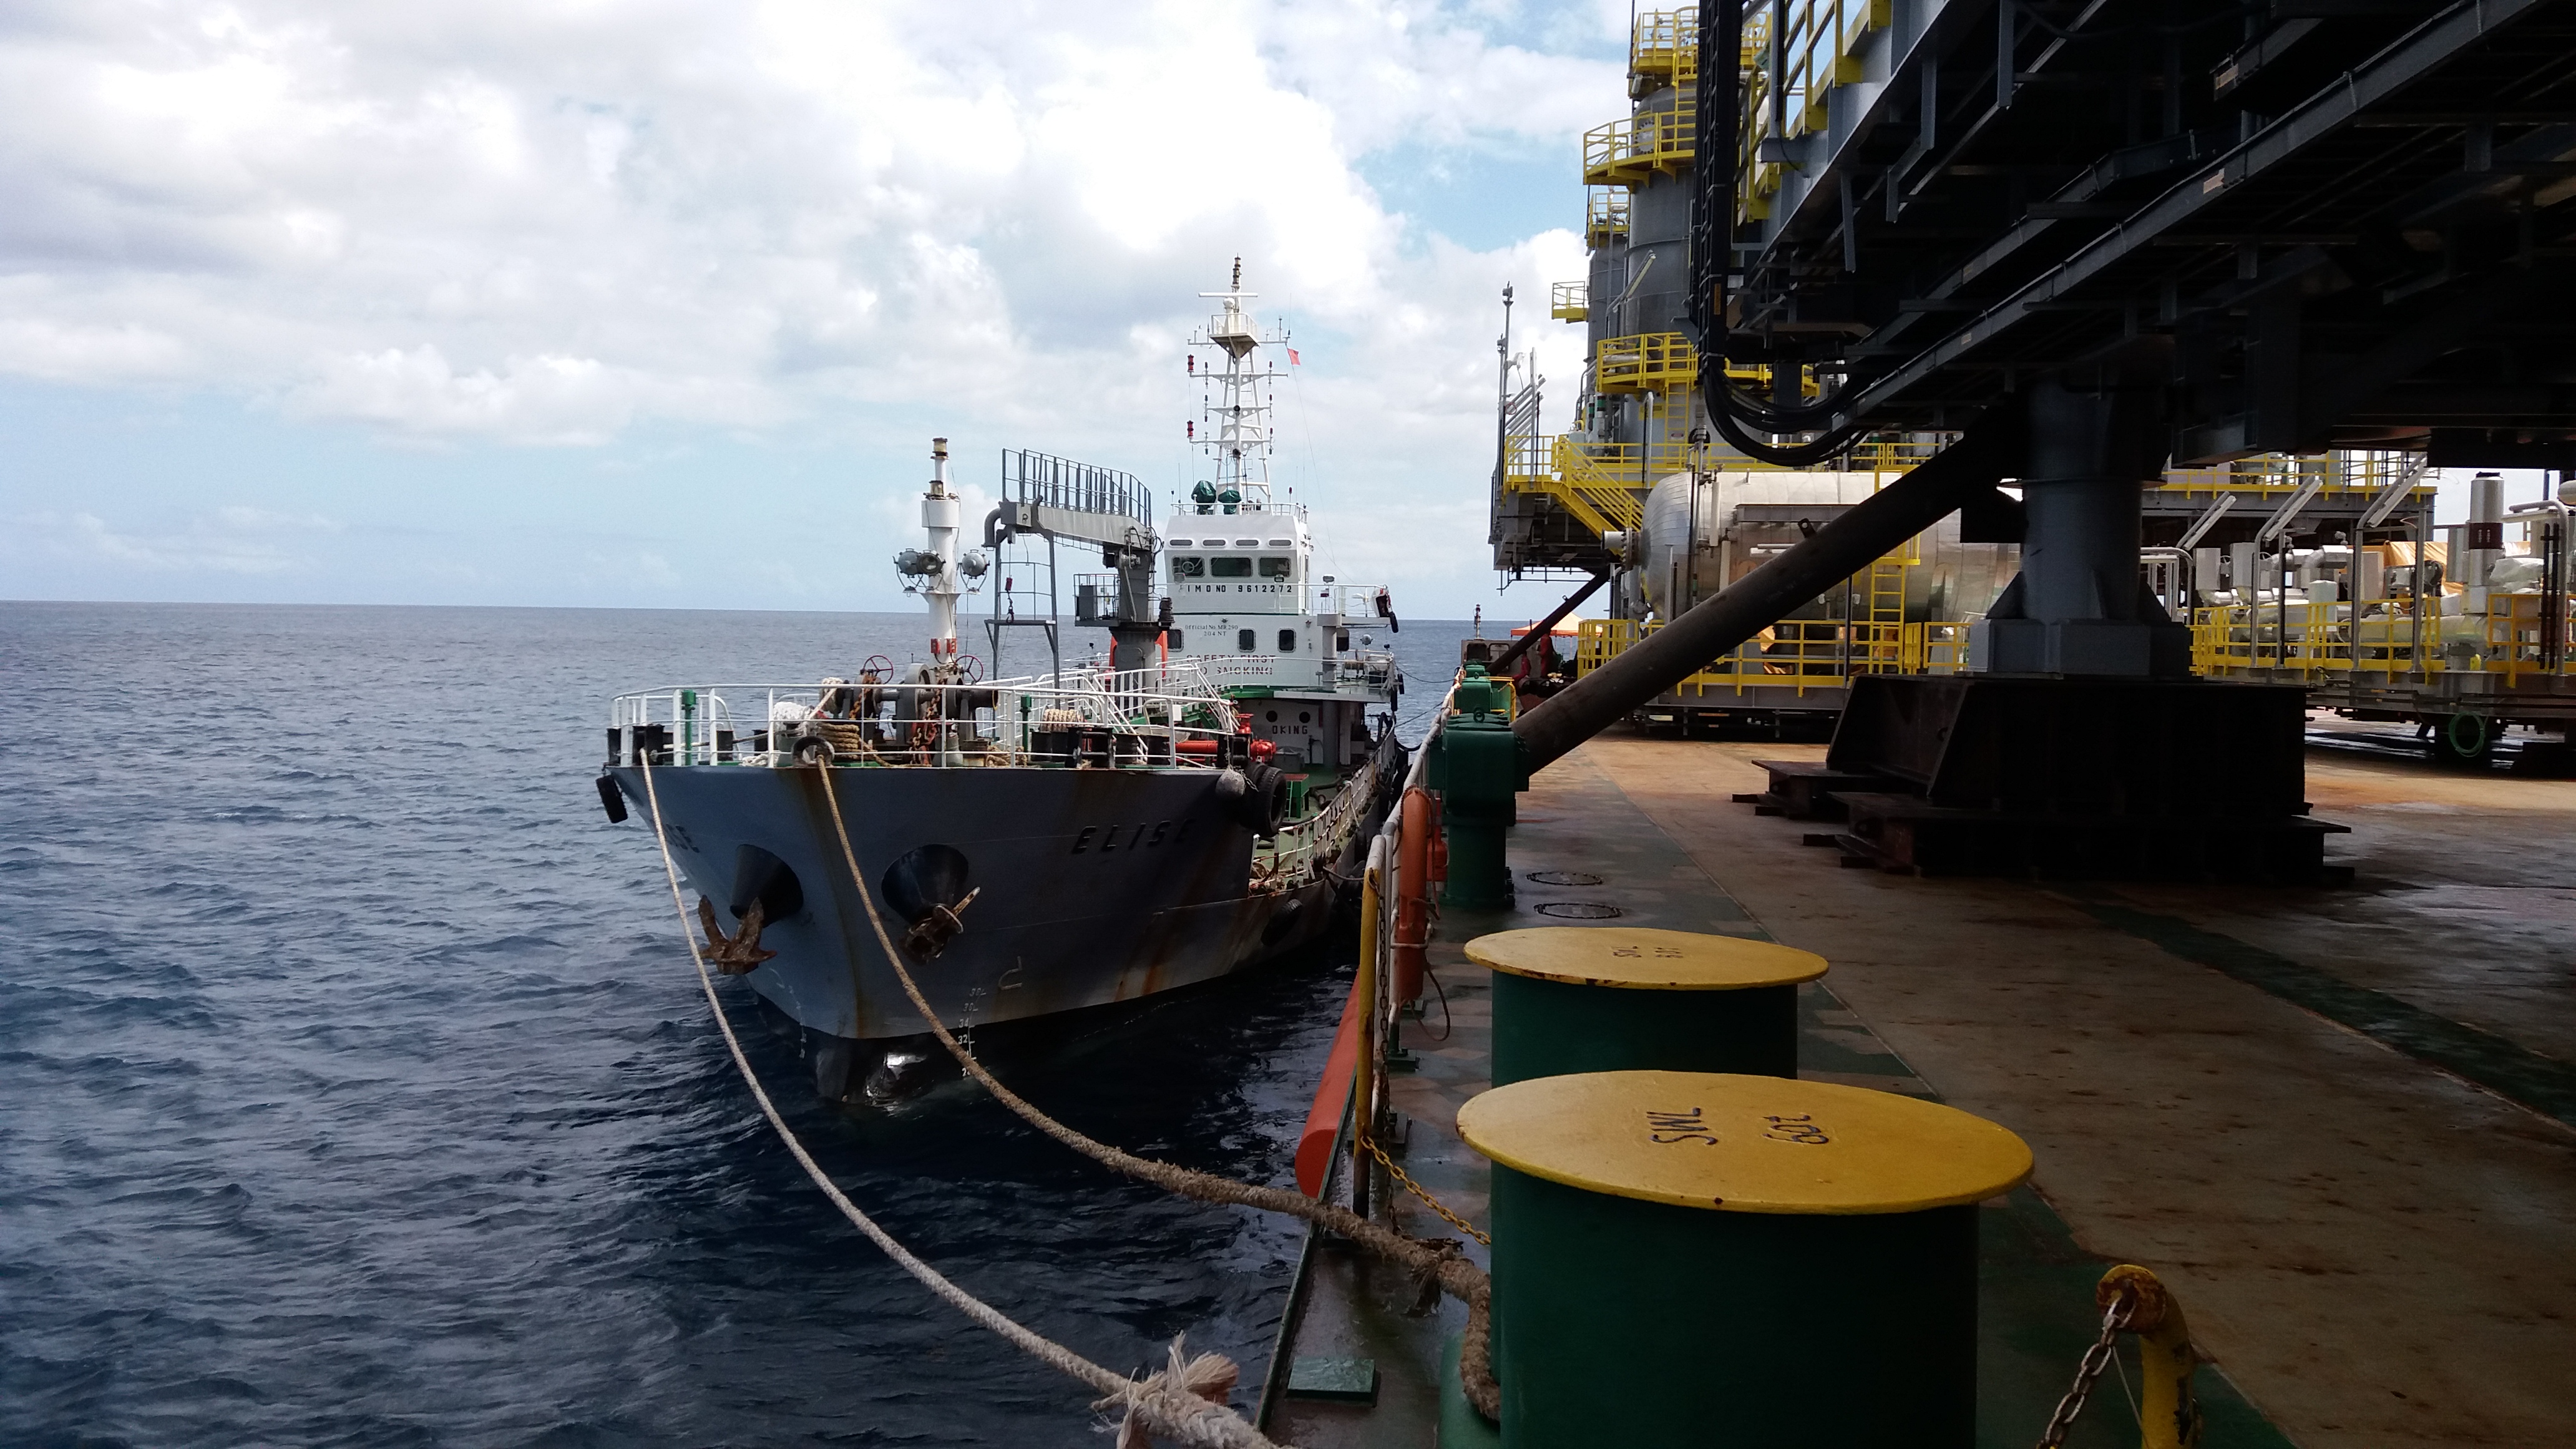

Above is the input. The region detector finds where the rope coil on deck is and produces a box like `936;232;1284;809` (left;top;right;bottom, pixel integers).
807;759;1506;1422
637;757;1289;1449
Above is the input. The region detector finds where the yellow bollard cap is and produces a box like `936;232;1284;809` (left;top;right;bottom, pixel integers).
1464;927;1825;990
1458;1071;2032;1214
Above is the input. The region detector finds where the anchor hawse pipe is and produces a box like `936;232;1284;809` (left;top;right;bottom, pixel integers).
1510;421;2017;771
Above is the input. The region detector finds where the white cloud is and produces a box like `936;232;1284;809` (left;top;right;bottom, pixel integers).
0;0;1627;607
8;505;341;575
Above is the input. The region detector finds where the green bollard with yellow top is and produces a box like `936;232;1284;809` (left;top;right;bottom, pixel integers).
1467;926;1825;1086
1458;1070;2033;1447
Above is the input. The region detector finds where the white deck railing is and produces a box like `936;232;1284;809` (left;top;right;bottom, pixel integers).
608;663;1247;768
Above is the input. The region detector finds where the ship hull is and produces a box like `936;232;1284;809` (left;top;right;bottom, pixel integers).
612;751;1385;1067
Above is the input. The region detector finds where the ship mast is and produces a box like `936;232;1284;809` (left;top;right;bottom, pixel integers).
1193;257;1287;515
893;436;985;665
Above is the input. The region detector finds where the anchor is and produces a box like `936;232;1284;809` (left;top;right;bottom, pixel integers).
696;895;778;975
901;886;980;961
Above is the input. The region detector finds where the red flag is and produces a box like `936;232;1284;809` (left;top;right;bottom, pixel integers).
1287;348;1301;366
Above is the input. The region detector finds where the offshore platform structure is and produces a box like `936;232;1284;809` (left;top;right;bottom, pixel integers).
1496;15;2011;728
1495;11;2451;739
1506;0;2576;879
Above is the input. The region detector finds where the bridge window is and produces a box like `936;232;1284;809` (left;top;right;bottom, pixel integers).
1171;556;1205;578
1237;628;1257;651
1259;557;1293;580
1211;557;1253;578
1278;628;1298;651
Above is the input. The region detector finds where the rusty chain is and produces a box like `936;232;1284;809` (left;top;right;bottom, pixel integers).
1360;1131;1492;1247
2036;1285;2139;1448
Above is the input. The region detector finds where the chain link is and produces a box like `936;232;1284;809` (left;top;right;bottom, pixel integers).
2036;1287;2138;1449
1359;1131;1492;1247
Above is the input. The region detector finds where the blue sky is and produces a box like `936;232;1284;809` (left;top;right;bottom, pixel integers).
0;1;1627;619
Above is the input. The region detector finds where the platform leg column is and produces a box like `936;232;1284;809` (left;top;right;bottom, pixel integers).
1971;373;2192;678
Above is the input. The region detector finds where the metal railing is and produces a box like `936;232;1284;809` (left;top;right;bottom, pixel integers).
1739;0;1893;220
1503;427;1947;540
1595;331;1698;393
1627;9;1765;99
2159;452;2432;497
1584;100;1697;187
1501;436;1653;537
1629;9;1697;96
1002;448;1151;524
608;665;1246;769
1313;583;1401;622
1845;434;1952;475
1575;612;1966;696
1254;757;1385;881
1550;281;1589;321
1586;187;1631;247
2191;594;2576;686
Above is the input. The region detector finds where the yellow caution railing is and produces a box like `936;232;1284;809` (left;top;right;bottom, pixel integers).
1576;603;1961;697
1628;9;1698;97
2190;595;2576;685
1738;0;1893;220
1503;426;1962;547
2159;451;2432;498
1586;187;1631;247
1550;281;1588;323
1501;436;1652;537
1596;331;1699;393
1584;102;1697;187
1847;435;1951;476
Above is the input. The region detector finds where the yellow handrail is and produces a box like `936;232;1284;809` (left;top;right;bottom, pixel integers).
1585;187;1630;247
1584;101;1697;187
1574;597;1958;695
1628;9;1698;98
1549;281;1588;322
2188;594;2576;683
1738;0;1893;220
1595;331;1699;393
2159;452;2432;497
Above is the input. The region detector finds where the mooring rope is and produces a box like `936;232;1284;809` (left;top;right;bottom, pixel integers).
637;757;1289;1449
807;760;1504;1420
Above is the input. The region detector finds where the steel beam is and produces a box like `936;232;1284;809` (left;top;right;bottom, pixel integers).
1513;420;2016;771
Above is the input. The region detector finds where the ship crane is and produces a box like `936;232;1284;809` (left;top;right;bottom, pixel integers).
982;454;1166;677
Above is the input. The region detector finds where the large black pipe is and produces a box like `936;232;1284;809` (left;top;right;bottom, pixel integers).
1487;569;1611;675
1511;420;2016;771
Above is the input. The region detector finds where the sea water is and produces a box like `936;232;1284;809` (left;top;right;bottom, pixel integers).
0;602;1481;1447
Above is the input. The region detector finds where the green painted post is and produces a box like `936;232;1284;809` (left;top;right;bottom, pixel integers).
1429;665;1525;909
1459;1071;2032;1448
1467;927;1825;1086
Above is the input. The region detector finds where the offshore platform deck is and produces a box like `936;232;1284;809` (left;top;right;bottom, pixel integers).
1261;728;2576;1447
1314;1;2576;1437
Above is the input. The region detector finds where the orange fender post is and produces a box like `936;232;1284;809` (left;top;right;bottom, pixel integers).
1294;972;1367;1197
1392;787;1435;1005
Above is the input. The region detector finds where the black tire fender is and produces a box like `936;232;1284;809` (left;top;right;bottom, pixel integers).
1244;763;1289;837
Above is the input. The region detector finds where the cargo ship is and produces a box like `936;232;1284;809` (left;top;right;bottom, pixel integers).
600;266;1403;1100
